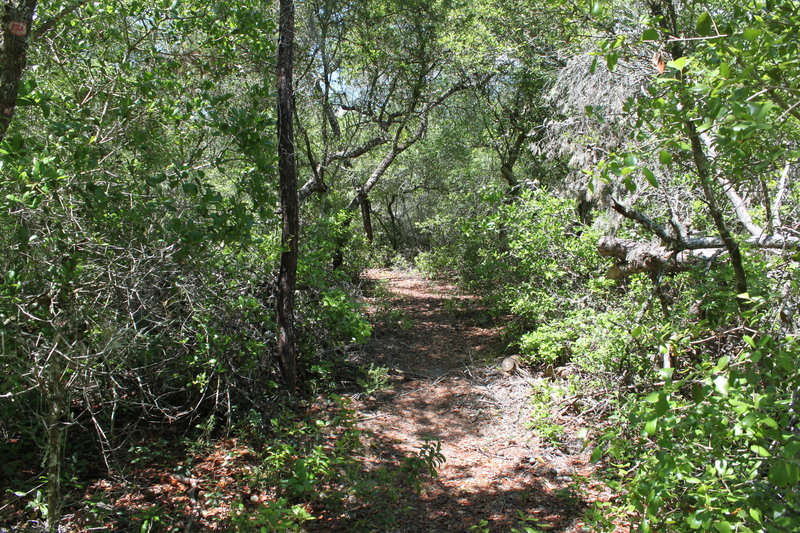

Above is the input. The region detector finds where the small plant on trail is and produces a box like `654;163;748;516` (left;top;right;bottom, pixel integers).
526;381;565;446
443;297;461;313
510;510;549;533
380;307;414;330
133;504;168;533
356;363;390;395
232;395;450;529
231;497;313;532
471;511;550;533
401;438;446;494
470;519;490;532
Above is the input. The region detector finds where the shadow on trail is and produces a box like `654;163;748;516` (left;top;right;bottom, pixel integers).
310;430;588;532
322;270;593;531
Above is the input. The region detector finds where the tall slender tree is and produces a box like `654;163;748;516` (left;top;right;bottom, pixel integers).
276;0;299;390
0;0;37;142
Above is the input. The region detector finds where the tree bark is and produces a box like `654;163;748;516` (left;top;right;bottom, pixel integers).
276;0;298;391
685;115;749;304
0;0;38;143
386;195;399;251
598;237;720;279
45;346;65;533
359;191;373;242
499;131;527;189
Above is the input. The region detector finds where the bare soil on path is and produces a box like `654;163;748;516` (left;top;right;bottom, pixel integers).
318;269;613;532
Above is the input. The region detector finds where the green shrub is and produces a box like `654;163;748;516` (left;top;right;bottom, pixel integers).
594;322;800;532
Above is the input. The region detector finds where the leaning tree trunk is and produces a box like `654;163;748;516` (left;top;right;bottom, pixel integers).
0;0;37;142
684;119;749;305
276;0;298;390
653;0;750;311
359;191;373;242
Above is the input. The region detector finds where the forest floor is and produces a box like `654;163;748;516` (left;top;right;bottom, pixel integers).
313;268;619;532
0;269;622;532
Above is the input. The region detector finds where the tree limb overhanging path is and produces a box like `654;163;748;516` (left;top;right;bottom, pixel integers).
318;269;615;532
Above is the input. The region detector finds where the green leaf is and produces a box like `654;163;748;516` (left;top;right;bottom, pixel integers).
696;12;713;36
658;150;673;165
589;0;603;16
747;102;763;117
757;101;774;121
642;28;659;41
691;383;707;403
713;521;733;533
750;444;770;457
590;445;604;462
667;56;689;70
769;460;800;487
784;441;800;458
688;511;704;529
742;28;762;41
761;417;778;430
644;418;658;435
654;395;669;417
623;176;636;193
642;167;658;187
713;375;729;397
182;182;199;195
606;52;619;71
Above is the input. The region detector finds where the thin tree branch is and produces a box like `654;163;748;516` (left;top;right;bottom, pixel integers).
611;198;677;245
772;163;791;230
33;0;89;39
716;174;763;238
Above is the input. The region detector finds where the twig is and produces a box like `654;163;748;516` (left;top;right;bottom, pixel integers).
476;445;515;461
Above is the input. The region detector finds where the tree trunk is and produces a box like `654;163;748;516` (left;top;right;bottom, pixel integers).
499;131;526;189
386;195;399;251
45;348;65;533
331;208;354;271
276;0;298;391
654;0;749;309
0;0;38;143
359;191;373;242
685;119;749;305
597;236;720;278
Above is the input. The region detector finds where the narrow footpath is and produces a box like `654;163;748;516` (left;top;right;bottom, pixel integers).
327;269;614;532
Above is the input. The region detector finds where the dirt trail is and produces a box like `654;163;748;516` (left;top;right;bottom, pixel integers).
333;269;608;532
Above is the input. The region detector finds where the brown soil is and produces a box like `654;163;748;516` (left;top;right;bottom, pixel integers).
313;269;619;532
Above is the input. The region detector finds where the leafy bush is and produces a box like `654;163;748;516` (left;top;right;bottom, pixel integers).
232;497;314;532
417;189;628;371
594;318;800;532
